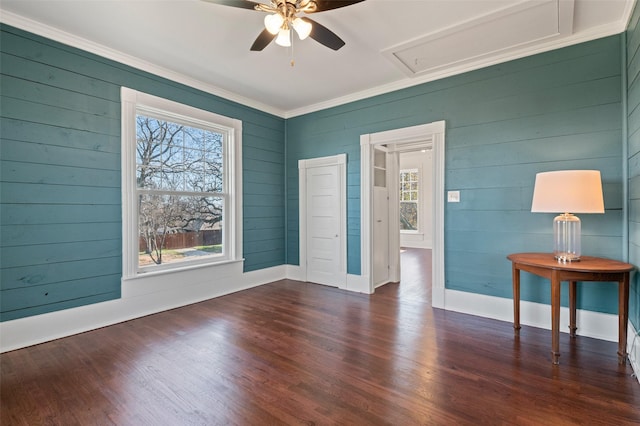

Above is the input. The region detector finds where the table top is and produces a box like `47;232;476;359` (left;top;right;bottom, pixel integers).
507;253;634;273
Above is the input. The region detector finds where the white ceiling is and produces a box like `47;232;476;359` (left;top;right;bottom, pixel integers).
0;0;635;117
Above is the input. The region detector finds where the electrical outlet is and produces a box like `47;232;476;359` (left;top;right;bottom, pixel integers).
447;190;460;203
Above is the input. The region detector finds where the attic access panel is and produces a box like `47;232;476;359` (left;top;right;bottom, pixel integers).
382;0;574;77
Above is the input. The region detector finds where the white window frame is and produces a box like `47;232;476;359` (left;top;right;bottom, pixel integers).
121;87;242;280
399;168;420;234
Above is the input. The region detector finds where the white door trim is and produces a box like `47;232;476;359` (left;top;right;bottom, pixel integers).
360;121;446;306
299;154;347;288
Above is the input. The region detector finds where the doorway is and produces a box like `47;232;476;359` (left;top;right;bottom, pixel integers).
360;121;445;308
399;247;433;302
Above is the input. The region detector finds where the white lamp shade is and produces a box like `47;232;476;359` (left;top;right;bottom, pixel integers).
531;170;604;214
264;14;284;35
292;17;312;40
275;28;291;47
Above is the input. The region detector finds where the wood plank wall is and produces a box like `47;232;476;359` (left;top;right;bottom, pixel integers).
0;24;285;321
0;22;628;323
627;3;640;331
286;35;624;314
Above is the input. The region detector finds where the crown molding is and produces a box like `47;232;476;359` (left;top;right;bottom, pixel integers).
1;3;634;120
623;0;638;29
0;10;287;118
285;19;629;118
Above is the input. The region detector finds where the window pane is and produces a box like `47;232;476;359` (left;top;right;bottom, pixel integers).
136;114;224;193
400;202;418;231
400;168;419;231
186;159;206;193
204;131;224;193
138;194;224;268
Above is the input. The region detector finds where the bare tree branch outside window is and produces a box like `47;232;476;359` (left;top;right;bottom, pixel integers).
136;115;224;266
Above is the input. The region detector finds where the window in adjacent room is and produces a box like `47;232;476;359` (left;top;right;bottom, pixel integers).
400;169;419;232
121;88;242;278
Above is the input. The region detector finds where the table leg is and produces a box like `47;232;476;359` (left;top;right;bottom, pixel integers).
569;281;577;337
551;270;561;365
512;263;521;333
618;273;630;364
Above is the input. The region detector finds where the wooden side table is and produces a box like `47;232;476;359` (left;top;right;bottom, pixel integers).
507;252;633;365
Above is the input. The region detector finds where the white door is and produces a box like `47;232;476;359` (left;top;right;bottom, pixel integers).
306;164;343;286
373;186;389;286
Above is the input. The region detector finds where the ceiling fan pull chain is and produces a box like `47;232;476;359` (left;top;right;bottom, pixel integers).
290;32;295;67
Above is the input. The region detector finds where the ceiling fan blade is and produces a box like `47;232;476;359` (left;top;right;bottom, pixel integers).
201;0;262;10
303;17;345;50
251;28;277;51
307;0;366;12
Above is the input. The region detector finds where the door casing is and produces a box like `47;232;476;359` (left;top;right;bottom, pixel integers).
360;121;445;307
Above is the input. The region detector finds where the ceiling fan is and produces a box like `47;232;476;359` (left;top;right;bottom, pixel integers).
203;0;365;51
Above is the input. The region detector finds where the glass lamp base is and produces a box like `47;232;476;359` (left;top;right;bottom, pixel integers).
554;252;580;262
553;213;581;262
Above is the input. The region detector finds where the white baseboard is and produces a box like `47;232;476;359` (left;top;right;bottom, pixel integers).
432;287;445;309
346;273;372;293
285;265;371;294
444;289;618;341
284;265;368;294
3;267;633;364
444;289;640;380
244;264;287;286
285;264;305;282
0;264;286;353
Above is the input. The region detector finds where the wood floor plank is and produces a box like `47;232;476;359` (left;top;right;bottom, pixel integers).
2;248;639;425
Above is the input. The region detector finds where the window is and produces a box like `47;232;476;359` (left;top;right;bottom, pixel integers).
121;88;242;278
400;169;419;231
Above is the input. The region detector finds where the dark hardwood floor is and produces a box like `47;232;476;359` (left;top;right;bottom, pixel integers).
2;248;639;425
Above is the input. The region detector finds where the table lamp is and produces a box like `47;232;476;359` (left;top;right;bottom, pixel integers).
531;170;604;262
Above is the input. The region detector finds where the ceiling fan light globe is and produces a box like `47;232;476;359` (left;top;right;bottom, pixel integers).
275;28;291;47
292;17;312;40
264;14;284;35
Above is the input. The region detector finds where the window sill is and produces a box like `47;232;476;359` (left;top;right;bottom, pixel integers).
126;257;243;281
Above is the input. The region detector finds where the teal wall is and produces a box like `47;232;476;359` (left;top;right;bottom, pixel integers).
287;35;625;314
0;24;285;321
627;3;640;332
0;21;631;323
